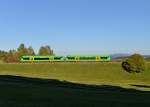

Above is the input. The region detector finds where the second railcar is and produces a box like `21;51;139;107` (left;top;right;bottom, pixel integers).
65;55;111;62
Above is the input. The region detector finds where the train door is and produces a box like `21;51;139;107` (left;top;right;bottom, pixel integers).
96;56;100;61
30;56;34;62
75;56;79;61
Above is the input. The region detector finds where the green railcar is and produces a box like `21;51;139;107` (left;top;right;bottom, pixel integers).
65;55;111;62
20;56;65;62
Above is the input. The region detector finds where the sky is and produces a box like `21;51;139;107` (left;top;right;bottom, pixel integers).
0;0;150;55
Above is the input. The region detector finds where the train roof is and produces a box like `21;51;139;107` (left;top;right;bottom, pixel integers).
21;55;111;57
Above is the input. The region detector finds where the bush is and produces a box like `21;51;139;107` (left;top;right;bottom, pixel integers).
122;54;146;73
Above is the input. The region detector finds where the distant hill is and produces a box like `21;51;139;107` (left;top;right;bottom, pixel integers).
111;53;150;61
111;54;150;61
144;55;150;61
110;53;130;61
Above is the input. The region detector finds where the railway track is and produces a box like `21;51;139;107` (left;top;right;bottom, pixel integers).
6;61;121;64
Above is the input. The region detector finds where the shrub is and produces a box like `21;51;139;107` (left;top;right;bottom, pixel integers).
122;54;146;73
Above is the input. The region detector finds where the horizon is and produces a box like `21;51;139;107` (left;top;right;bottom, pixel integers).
0;0;149;55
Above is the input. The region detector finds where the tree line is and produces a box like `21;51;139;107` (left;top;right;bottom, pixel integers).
0;43;54;63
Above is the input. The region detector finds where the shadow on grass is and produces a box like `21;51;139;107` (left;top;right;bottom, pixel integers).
131;84;150;88
0;75;149;107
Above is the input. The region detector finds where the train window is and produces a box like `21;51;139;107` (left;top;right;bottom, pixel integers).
101;57;108;59
79;57;96;60
34;58;49;60
67;57;75;59
54;57;62;60
23;58;29;60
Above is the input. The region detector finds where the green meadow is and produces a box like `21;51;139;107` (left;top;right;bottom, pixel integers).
0;62;150;107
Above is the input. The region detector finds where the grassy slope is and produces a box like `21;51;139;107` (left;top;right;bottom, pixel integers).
0;63;149;90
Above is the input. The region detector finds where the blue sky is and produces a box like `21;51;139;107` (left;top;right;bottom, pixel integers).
0;0;149;55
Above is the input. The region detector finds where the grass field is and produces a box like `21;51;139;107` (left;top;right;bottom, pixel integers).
0;62;150;106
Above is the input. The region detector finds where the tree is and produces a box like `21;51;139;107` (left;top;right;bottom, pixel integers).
122;54;146;73
38;45;54;55
27;46;35;55
4;50;18;62
17;43;29;55
17;43;25;52
15;43;29;62
38;46;46;55
0;50;8;61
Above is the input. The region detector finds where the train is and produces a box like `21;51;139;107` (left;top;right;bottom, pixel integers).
20;55;111;62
